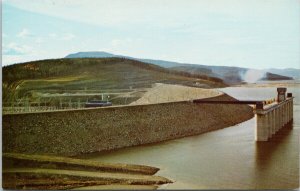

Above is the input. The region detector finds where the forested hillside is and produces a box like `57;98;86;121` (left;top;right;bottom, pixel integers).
3;58;226;104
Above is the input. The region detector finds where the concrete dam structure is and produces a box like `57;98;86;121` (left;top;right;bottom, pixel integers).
2;86;294;156
3;92;254;156
254;88;294;141
194;87;294;142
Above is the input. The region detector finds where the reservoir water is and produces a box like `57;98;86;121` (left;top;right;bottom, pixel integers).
83;86;299;189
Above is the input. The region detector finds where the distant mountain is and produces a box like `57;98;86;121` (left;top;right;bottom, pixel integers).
65;51;248;83
261;72;294;81
168;64;246;84
263;68;300;80
65;51;179;68
65;51;116;58
65;51;297;83
137;58;182;68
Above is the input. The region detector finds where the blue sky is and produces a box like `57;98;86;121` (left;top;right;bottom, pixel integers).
2;0;300;69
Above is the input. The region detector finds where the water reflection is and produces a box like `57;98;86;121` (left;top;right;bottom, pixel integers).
253;122;298;189
255;124;293;168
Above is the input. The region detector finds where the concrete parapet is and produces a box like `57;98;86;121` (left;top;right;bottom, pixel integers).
271;110;275;135
284;104;286;124
280;105;284;127
275;108;280;132
285;103;288;125
267;112;272;138
255;114;269;141
282;104;285;125
288;102;290;118
290;100;293;120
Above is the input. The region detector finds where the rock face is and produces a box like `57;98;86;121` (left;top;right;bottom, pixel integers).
3;94;254;156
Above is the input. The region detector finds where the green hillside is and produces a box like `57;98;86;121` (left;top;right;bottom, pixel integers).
2;58;226;107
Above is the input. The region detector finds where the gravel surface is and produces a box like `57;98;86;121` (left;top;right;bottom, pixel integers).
131;83;222;105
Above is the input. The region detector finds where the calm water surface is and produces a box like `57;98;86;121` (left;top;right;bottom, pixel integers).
83;86;299;189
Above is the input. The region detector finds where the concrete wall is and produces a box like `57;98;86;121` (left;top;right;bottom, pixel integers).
3;94;254;156
255;98;294;141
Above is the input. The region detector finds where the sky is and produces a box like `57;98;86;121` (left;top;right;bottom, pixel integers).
2;0;300;69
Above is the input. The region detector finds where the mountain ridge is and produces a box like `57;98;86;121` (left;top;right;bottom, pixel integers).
65;51;299;82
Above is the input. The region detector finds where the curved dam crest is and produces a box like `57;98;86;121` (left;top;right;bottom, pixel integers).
3;92;254;156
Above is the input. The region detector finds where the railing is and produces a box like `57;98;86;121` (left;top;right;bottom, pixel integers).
2;101;87;114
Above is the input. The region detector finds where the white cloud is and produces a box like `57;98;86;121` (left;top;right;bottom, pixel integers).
48;32;75;41
4;0;299;28
2;33;8;38
2;55;28;66
35;37;44;44
2;55;45;66
111;38;132;47
3;42;34;55
214;36;260;46
49;33;58;38
17;28;31;38
3;0;299;69
61;33;75;41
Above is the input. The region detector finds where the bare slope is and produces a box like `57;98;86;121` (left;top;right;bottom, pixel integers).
131;83;222;105
3;153;171;190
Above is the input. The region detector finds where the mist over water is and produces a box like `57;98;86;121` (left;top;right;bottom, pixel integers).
241;69;266;83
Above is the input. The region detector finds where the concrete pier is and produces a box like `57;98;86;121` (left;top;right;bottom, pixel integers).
254;88;294;142
270;110;275;135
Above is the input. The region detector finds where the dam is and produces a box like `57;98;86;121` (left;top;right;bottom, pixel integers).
82;86;299;189
254;89;294;141
2;85;253;156
2;85;294;156
194;87;294;142
2;84;298;189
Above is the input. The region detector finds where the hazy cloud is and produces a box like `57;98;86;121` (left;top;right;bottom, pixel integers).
2;33;8;38
5;0;300;29
61;33;75;41
17;28;31;38
3;0;300;68
35;37;45;44
48;33;58;38
3;42;34;55
111;38;132;47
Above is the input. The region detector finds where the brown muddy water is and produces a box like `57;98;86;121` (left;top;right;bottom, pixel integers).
82;86;299;189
